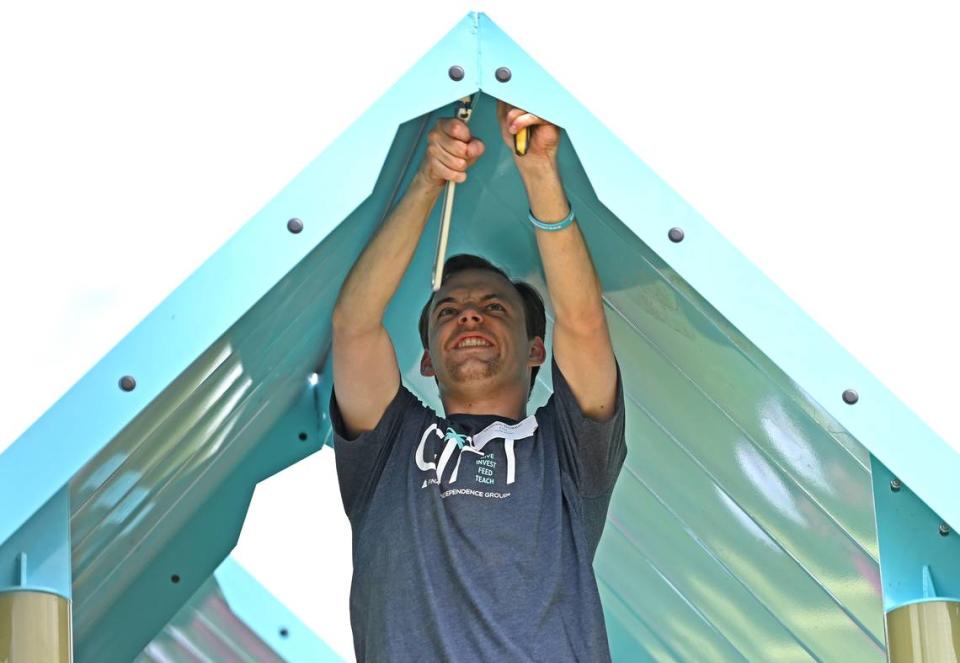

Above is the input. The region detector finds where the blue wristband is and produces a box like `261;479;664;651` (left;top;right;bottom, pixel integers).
528;204;575;231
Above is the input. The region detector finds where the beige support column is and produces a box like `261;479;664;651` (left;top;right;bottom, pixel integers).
0;591;72;663
887;600;960;663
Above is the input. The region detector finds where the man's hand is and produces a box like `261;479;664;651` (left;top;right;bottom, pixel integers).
333;119;481;438
496;100;618;421
418;118;486;188
496;100;562;172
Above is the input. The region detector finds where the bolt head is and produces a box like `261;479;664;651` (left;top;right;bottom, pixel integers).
890;479;902;492
119;375;136;392
940;523;951;536
842;389;859;405
287;218;303;234
668;227;685;243
495;67;512;82
448;65;465;81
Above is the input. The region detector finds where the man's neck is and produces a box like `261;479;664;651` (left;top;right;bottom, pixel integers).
440;381;528;421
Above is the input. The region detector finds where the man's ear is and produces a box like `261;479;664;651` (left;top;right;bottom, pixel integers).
528;337;546;366
420;350;436;377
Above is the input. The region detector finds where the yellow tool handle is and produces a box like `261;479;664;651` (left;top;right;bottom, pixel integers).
514;127;529;156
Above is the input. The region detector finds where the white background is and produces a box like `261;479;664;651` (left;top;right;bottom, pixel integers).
1;2;958;660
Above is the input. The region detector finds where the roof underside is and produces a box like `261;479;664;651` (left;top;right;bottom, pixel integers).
59;93;887;661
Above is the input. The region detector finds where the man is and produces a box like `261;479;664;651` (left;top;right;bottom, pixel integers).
330;99;627;662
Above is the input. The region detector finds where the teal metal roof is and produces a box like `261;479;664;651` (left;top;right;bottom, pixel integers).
2;11;958;662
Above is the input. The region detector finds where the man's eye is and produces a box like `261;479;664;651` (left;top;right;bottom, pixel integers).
487;303;505;312
438;307;456;317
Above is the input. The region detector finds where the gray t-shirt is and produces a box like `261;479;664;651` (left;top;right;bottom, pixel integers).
330;355;627;662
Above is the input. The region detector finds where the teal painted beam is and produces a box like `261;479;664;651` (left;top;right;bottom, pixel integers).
872;455;960;611
0;486;71;599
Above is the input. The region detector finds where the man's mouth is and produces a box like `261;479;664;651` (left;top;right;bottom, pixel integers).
454;336;493;349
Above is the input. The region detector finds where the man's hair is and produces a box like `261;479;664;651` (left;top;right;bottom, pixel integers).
418;254;547;391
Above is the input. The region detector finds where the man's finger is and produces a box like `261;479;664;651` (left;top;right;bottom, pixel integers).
509;112;542;134
465;139;485;160
429;142;468;172
439;118;471;142
505;107;527;127
436;134;469;159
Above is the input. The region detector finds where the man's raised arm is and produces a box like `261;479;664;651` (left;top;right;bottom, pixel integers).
496;101;617;421
331;118;485;438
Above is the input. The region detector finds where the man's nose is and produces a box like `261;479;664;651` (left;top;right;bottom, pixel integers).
458;306;483;325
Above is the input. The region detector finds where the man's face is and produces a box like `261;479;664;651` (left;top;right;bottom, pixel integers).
421;269;543;394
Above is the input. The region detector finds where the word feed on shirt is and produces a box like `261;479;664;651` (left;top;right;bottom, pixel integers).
475;452;496;484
